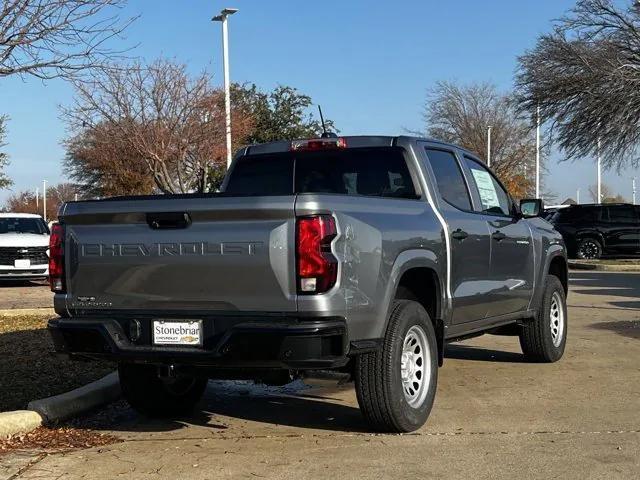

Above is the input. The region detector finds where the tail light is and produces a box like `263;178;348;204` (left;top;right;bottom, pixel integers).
296;215;338;294
290;137;347;151
49;223;65;292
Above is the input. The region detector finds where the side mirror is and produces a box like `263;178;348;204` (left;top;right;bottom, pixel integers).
519;198;543;218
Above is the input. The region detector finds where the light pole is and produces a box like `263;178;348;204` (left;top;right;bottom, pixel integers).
577;188;580;204
633;177;636;205
535;104;540;199
597;136;602;203
212;7;238;168
42;180;47;222
486;125;492;167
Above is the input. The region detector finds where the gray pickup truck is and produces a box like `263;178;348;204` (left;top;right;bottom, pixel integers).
48;135;568;432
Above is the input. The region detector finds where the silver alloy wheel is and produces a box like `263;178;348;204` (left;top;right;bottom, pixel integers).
400;325;431;408
578;240;600;259
549;291;565;347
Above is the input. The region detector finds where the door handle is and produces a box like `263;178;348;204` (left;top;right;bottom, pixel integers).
492;231;506;241
452;229;468;241
146;212;191;230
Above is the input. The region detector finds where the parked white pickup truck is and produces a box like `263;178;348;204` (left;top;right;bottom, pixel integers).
0;213;50;281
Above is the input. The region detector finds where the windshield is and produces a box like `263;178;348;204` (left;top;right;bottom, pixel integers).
0;217;49;234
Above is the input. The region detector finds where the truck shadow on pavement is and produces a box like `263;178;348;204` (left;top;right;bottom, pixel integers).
75;380;371;434
444;344;524;363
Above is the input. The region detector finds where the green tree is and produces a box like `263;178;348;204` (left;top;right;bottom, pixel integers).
232;83;335;144
0;116;12;190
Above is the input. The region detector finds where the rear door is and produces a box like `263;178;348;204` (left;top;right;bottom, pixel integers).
461;155;535;318
601;205;640;253
421;144;492;324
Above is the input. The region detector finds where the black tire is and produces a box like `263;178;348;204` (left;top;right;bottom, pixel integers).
118;363;208;417
576;237;602;260
519;275;567;363
354;300;438;433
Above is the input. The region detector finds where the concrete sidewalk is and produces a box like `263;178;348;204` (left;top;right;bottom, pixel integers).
2;271;639;479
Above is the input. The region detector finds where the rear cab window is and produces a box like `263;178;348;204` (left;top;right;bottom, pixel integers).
225;147;418;199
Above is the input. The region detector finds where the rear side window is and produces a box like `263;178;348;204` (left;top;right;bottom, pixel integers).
424;148;471;210
225;147;417;199
605;205;637;222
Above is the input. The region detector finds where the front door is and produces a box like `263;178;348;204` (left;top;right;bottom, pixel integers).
461;155;535;318
420;145;492;324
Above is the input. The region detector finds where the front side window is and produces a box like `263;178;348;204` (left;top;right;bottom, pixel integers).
463;156;512;217
424;148;471;210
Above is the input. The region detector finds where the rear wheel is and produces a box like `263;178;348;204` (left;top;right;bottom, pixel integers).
355;300;438;433
576;237;602;260
119;363;207;417
519;275;567;362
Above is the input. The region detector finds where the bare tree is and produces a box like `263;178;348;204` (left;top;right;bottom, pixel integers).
0;0;135;80
424;81;539;199
63;59;253;194
64;121;156;197
515;0;640;169
4;182;79;218
0;116;11;189
586;182;628;203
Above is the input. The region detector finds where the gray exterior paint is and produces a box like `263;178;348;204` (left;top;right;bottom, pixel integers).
54;135;566;347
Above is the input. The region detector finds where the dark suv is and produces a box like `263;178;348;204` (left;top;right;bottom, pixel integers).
550;204;640;259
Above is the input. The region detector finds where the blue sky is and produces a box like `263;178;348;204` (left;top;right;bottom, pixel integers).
0;0;638;204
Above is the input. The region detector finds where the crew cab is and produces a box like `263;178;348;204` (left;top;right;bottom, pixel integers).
0;213;50;281
48;136;568;432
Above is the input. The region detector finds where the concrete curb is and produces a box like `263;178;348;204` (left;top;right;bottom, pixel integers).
569;261;640;272
0;411;42;439
0;307;54;317
28;371;121;424
0;371;120;439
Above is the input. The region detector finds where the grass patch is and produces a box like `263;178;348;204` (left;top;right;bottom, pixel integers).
0;315;114;412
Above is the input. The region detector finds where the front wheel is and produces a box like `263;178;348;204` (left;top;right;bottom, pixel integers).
355;300;438;433
119;363;208;417
519;275;568;362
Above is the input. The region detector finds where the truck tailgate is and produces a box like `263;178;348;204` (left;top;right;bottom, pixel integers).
60;196;297;314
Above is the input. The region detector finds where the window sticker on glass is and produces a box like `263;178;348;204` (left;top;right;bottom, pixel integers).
471;169;500;210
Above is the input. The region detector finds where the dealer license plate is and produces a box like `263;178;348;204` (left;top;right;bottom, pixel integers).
152;320;203;346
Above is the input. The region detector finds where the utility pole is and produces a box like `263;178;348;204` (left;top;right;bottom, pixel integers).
212;8;239;168
633;177;636;205
535;104;540;199
35;187;39;210
577;188;580;205
42;180;47;222
486;125;492;167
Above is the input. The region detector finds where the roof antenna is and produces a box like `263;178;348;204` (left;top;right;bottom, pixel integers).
318;105;337;138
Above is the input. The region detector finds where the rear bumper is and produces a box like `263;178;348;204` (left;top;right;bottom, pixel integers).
48;315;349;370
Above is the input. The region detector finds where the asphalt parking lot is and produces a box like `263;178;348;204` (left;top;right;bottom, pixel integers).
2;271;639;479
0;281;51;310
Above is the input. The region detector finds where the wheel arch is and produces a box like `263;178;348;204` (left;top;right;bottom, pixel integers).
548;255;568;294
385;250;445;366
